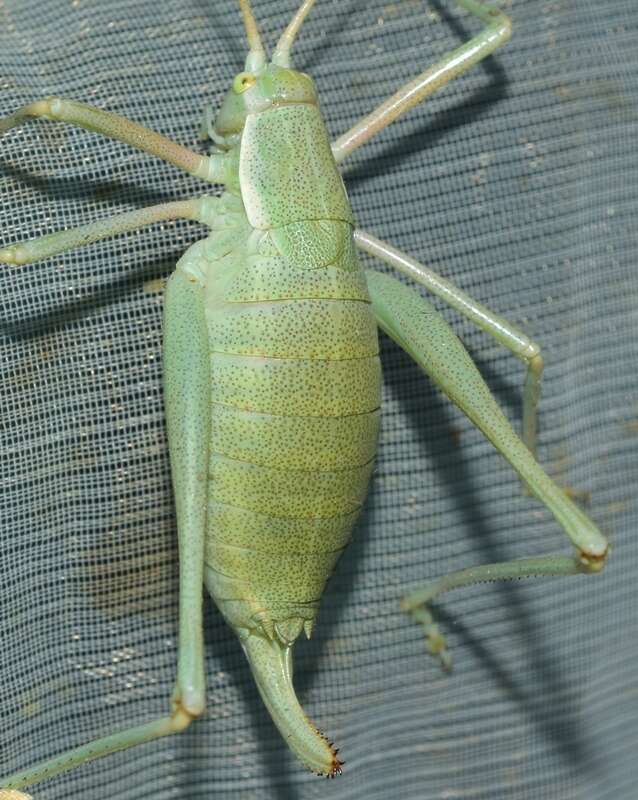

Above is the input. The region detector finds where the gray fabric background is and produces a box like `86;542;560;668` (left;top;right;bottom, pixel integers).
1;1;636;798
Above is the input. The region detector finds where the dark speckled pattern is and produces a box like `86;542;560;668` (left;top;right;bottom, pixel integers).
177;176;380;644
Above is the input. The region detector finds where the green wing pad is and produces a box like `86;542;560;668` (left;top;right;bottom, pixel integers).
268;219;355;271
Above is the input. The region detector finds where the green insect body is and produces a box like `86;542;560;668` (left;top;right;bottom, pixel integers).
1;0;610;794
166;68;380;773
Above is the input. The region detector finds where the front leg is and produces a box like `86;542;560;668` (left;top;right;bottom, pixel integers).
0;97;224;182
364;270;608;665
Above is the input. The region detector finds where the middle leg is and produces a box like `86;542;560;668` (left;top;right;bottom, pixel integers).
0;195;223;266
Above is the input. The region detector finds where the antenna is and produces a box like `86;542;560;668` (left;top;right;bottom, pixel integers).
238;0;267;70
272;0;318;67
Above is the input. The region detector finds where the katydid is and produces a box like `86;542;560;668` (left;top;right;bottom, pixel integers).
0;0;608;793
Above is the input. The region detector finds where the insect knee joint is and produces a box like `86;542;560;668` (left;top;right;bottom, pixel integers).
578;545;609;574
170;705;200;734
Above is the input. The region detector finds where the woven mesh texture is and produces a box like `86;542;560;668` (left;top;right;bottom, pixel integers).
1;1;637;798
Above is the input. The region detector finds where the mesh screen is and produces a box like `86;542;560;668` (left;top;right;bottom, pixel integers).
1;1;637;798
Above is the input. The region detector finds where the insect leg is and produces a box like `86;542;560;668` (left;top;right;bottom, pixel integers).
162;269;211;723
1;243;211;798
0;198;207;266
332;0;511;163
0;98;224;181
364;270;608;664
401;555;592;670
0;711;194;792
356;229;542;456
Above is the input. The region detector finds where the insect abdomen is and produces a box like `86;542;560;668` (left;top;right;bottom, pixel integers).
201;217;380;642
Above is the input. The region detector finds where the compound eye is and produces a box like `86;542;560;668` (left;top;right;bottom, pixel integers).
233;72;256;94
